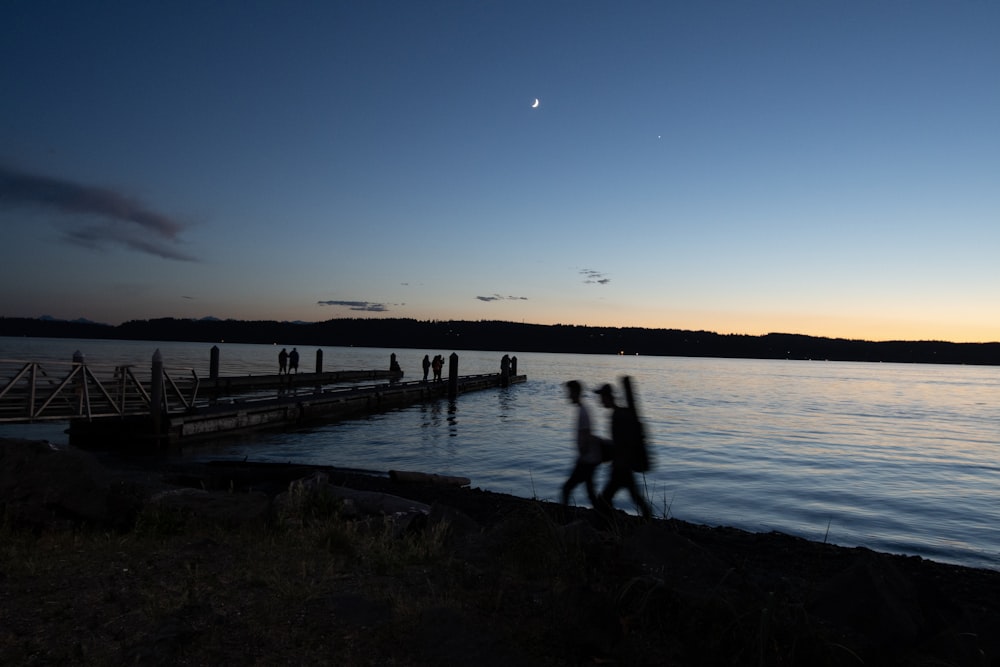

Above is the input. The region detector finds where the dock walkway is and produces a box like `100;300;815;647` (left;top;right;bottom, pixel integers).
197;369;400;396
68;372;525;448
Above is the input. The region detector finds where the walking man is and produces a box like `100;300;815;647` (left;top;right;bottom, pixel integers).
595;383;653;520
561;380;602;511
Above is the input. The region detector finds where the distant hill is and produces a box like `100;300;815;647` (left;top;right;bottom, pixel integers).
1;316;998;366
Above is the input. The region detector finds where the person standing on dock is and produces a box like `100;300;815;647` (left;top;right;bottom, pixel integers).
288;348;299;374
431;354;443;382
561;380;601;511
389;353;402;382
594;383;653;520
278;348;288;374
422;354;431;382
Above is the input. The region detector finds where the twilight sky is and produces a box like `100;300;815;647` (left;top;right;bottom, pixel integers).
2;1;998;342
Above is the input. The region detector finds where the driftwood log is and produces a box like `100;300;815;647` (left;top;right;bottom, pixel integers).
279;470;432;522
326;485;431;516
388;469;471;487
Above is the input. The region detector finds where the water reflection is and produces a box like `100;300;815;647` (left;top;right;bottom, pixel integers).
447;400;458;436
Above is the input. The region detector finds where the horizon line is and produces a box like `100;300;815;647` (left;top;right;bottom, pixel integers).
3;314;998;347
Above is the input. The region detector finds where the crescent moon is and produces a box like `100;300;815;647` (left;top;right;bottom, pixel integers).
531;98;539;108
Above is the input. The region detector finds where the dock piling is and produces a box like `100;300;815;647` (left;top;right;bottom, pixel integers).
448;353;459;400
151;350;164;442
72;351;86;416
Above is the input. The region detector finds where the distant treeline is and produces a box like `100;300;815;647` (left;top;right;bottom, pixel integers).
2;317;999;366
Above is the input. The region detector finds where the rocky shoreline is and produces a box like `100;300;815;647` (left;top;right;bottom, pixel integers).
2;437;999;665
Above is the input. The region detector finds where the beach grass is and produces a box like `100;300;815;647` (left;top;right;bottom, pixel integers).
3;468;999;665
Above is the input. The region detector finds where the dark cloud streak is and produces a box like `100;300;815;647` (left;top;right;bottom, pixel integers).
318;300;402;312
476;294;529;302
0;164;194;261
580;268;610;285
63;224;196;261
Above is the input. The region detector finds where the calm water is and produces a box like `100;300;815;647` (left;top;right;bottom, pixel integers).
2;336;999;571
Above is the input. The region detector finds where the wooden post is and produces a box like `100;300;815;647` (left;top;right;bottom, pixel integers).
315;348;323;373
151;349;164;442
511;356;518;375
72;351;86;415
448;352;459;400
209;345;220;379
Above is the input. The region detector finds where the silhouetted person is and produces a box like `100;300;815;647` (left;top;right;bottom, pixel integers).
595;383;652;520
561;380;601;511
278;348;288;375
288;348;299;374
422;354;431;381
431;354;443;382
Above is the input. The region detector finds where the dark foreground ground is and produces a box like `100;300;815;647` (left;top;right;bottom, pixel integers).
2;437;999;666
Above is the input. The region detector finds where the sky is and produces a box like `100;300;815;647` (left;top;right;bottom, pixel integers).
1;1;998;343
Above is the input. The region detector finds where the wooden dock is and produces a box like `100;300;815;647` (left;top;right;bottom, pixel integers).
68;372;526;449
197;369;401;396
2;348;527;449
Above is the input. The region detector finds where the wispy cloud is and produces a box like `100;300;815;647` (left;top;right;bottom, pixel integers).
0;164;194;261
318;299;403;312
580;268;610;285
476;294;529;302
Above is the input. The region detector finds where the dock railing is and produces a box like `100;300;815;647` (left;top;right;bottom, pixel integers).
0;353;197;422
